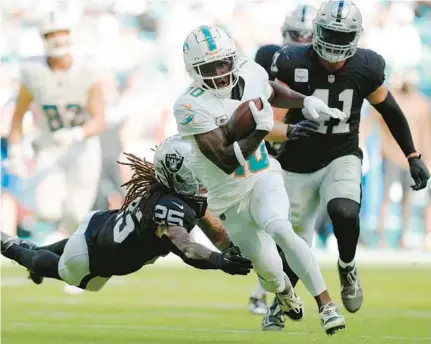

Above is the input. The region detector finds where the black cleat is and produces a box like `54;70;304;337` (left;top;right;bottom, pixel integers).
1;232;44;285
20;241;44;285
1;232;20;256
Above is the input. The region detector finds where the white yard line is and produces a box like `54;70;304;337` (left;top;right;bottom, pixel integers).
9;322;431;341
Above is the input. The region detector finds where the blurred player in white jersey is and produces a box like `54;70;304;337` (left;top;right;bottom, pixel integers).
251;4;318;316
173;25;347;335
5;11;105;293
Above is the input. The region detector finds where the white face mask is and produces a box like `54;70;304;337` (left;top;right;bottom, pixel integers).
44;33;71;58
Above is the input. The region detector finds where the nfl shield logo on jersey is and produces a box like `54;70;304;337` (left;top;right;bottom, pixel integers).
165;154;184;173
328;75;335;83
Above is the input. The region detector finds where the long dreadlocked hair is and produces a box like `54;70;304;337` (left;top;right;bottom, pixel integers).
118;153;167;222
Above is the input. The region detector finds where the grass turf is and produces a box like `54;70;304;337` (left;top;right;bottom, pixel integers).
1;263;430;344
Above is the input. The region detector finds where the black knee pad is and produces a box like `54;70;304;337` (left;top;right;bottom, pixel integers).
327;198;360;223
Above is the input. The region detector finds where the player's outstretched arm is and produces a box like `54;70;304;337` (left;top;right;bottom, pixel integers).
158;225;252;275
268;80;305;109
195;127;267;174
368;85;430;190
196;210;232;251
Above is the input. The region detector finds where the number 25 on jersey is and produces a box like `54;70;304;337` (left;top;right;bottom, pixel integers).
234;142;269;178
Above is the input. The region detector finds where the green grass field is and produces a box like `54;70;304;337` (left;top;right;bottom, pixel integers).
1;263;430;344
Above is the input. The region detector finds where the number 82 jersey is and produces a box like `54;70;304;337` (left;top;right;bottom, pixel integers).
20;57;102;136
273;45;385;173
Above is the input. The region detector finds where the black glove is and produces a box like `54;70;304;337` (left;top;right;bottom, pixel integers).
286;120;320;140
408;155;430;191
211;246;253;275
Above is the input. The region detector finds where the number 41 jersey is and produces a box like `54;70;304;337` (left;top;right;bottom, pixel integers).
273;45;386;173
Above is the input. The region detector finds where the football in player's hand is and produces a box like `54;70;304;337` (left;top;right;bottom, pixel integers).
226;98;262;142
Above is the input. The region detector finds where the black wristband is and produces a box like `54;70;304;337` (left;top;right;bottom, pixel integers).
372;92;416;157
208;252;223;269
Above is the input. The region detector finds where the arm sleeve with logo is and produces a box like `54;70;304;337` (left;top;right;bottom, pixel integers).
174;99;218;137
153;195;197;234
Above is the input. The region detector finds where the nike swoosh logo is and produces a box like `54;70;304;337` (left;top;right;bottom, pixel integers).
172;202;184;210
181;104;192;110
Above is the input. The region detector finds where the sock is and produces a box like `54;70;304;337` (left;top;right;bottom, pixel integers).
277;245;299;288
327;198;360;264
7;245;62;280
38;239;69;255
338;258;355;269
251;282;268;298
269;219;327;297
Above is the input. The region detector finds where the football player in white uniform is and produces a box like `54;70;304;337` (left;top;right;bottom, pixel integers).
5;11;105;292
173;25;347;335
251;3;318;316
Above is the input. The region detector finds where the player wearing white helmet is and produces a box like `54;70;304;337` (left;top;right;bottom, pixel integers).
5;11;106;292
264;0;430;330
1;136;252;294
173;25;347;335
250;3;318;316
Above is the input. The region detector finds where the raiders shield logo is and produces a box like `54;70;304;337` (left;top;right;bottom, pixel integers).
328;74;335;83
165;154;184;173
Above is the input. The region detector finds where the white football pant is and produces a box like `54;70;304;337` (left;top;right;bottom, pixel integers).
221;168;327;296
28;136;101;234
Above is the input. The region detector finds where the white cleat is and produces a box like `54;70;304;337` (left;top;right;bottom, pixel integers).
319;301;346;335
63;283;84;295
248;295;268;315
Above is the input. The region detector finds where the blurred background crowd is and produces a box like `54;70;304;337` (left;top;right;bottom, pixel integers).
1;0;430;251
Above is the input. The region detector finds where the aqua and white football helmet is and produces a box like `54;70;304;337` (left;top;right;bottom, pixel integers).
313;0;363;63
39;11;72;58
183;25;239;98
154;136;207;198
282;4;318;46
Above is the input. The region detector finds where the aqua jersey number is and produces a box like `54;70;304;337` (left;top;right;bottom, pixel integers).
234;142;270;177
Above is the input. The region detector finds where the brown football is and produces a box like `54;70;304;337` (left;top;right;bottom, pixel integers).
226;98;262;143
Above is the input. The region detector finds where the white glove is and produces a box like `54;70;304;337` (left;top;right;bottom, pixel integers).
303;96;348;121
52;127;85;146
248;97;274;132
3;144;28;178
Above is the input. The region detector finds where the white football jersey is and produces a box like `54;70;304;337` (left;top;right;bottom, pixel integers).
21;57;102;137
174;59;279;214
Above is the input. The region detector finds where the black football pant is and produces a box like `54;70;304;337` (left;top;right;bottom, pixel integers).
3;239;69;280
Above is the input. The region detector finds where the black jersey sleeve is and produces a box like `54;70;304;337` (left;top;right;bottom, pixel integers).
271;46;296;85
254;44;281;81
153;194;197;232
361;49;386;97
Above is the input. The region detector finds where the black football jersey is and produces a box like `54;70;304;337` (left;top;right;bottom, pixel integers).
273;45;386;172
254;44;281;82
84;193;207;277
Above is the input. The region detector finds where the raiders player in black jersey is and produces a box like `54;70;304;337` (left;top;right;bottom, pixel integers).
249;3;318;317
263;0;430;330
1;136;253;292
